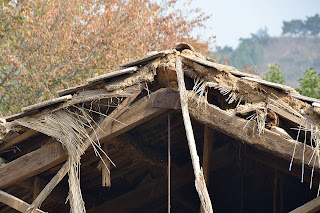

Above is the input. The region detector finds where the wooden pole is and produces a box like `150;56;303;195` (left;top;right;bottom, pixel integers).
168;112;171;213
0;190;46;213
175;58;213;213
200;126;214;213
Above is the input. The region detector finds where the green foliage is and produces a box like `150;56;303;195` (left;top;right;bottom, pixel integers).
229;39;264;68
282;14;320;36
228;28;268;69
296;68;320;99
263;64;285;84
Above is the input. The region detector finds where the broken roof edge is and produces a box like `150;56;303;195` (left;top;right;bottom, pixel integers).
2;42;320;123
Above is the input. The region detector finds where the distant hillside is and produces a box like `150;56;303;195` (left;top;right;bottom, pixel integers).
214;36;320;88
261;36;320;87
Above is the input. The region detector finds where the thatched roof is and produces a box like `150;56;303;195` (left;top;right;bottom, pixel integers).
1;43;320;213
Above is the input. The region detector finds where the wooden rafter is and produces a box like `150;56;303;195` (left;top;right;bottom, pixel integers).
0;190;45;213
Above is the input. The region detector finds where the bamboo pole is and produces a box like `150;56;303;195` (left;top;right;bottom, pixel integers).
175;58;213;213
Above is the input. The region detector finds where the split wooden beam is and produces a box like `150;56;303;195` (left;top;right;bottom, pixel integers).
176;58;213;213
0;88;169;189
187;94;319;170
290;196;320;213
0;190;46;213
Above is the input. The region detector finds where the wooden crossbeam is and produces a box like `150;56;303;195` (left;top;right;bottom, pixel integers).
187;95;318;170
0;190;46;213
0;89;169;189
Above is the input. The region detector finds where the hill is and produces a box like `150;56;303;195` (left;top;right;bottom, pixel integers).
214;35;320;88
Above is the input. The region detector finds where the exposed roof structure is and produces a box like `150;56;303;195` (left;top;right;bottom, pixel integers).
1;43;320;213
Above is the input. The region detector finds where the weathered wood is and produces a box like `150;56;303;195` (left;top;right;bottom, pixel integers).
22;95;72;112
87;66;138;84
242;76;295;93
97;143;111;187
268;105;306;127
200;126;214;213
32;177;41;201
120;50;173;68
27;160;70;213
0;89;168;189
0;141;67;189
289;196;320;213
88;164;193;213
176;58;213;213
290;93;320;104
57;83;91;96
187;94;318;170
0;129;39;152
0;190;46;213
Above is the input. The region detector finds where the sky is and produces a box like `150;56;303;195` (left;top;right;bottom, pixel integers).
182;0;320;49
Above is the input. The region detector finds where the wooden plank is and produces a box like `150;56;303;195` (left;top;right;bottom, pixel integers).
0;190;46;213
0;141;67;189
187;94;319;170
0;129;39;152
0;89;168;189
120;50;173;68
290;93;320;104
22;95;72;112
289;196;320;213
57;83;91;96
268;105;307;127
87;66;138;84
242;76;294;93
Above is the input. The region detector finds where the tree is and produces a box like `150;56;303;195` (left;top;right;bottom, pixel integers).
282;14;320;36
305;14;320;36
296;68;320;99
0;0;214;115
263;64;285;84
282;20;306;36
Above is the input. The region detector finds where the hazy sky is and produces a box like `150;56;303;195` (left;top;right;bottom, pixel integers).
185;0;320;49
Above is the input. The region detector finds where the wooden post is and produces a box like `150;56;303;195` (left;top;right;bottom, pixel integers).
33;176;41;201
176;58;213;213
273;169;278;213
200;126;214;213
168;112;171;213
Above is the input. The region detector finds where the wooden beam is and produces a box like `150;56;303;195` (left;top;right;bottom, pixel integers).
0;89;168;189
200;126;214;213
0;141;67;189
0;129;39;152
188;95;318;170
0;190;46;213
289;196;320;213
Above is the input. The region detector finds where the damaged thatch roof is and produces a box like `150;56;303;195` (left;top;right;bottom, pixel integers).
1;42;320;213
